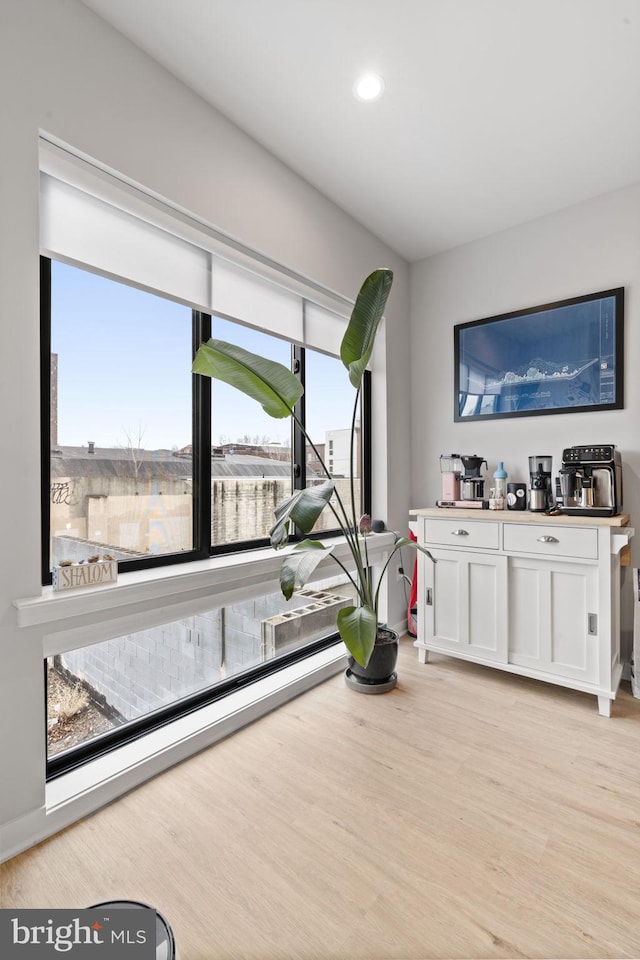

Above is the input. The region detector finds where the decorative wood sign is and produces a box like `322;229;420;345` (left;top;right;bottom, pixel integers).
53;559;118;592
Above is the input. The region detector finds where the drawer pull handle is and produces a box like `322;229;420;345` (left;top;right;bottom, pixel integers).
451;529;469;536
537;535;559;544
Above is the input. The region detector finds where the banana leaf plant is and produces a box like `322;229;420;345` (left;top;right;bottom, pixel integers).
192;268;433;668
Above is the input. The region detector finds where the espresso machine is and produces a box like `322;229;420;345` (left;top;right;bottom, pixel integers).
528;455;553;512
558;445;622;517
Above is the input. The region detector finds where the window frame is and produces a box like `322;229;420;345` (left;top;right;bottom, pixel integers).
41;257;372;582
41;255;373;782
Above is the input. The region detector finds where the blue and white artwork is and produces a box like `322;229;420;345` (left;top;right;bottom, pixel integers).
455;289;623;421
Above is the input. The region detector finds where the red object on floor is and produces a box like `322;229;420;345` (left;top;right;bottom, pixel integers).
407;529;418;637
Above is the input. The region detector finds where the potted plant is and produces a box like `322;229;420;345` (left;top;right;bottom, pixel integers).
192;268;433;692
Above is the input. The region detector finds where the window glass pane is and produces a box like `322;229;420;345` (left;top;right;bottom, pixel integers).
304;349;362;534
46;574;357;758
210;317;293;546
49;260;193;567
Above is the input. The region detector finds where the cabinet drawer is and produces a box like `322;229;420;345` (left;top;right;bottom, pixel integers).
424;518;499;550
503;523;598;559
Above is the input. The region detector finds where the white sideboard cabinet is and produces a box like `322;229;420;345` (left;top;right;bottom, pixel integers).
411;508;633;716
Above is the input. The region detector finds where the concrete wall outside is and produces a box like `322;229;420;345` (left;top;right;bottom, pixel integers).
61;588;352;722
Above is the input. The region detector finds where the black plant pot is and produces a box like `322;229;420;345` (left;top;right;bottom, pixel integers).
345;625;398;694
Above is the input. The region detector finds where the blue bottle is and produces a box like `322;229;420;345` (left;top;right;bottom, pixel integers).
493;462;508;499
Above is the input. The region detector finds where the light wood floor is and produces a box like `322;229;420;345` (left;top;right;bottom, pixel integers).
2;638;640;960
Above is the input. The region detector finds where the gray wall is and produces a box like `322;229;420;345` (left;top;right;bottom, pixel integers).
410;183;640;652
0;0;409;844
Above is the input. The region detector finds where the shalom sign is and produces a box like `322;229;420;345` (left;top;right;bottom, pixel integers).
53;560;118;592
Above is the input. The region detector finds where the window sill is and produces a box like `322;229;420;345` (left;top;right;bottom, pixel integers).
14;531;397;630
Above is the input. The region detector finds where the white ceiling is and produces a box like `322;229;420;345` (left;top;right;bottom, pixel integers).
80;0;640;262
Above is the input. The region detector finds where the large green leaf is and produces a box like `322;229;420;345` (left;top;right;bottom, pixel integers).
269;479;335;548
340;268;393;389
192;339;303;418
279;540;334;600
337;605;377;667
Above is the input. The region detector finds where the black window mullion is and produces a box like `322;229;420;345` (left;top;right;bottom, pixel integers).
362;369;372;518
292;345;306;541
292;344;306;490
193;311;211;558
40;256;53;586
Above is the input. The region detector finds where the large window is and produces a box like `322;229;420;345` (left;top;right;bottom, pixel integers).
304;348;364;535
39;142;372;776
47;261;194;568
46;573;359;769
42;259;371;576
210;317;293;549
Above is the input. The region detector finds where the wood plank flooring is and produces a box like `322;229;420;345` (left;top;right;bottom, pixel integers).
2;637;640;959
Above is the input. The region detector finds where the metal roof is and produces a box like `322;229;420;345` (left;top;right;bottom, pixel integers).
50;446;301;480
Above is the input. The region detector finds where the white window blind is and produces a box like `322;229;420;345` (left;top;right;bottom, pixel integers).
40;174;211;310
210;258;303;343
303;301;346;358
39;138;353;356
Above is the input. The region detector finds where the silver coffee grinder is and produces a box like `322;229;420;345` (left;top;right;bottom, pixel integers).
528;455;553;512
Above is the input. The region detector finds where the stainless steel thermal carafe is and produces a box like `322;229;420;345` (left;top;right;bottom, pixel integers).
529;486;548;511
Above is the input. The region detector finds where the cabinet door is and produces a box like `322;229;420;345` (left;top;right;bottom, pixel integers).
508;557;599;683
424;549;508;662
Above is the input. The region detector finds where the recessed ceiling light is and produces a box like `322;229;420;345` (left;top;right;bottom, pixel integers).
353;73;385;102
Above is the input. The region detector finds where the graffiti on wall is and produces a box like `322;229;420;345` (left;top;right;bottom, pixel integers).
50;480;77;506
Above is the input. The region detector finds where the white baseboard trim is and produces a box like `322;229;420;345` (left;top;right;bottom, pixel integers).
2;645;347;862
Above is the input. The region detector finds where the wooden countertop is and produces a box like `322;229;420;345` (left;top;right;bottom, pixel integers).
410;506;631;527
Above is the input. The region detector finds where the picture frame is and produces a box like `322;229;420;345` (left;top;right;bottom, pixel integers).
454;288;624;422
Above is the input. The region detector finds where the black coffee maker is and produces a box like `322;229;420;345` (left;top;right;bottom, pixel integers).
460;455;487;501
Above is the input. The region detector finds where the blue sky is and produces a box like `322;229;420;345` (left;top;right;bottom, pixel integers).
51;261;354;450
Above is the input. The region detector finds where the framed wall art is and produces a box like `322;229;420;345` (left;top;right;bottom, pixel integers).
454;287;624;422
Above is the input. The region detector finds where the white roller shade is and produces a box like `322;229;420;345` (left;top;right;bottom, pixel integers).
40;173;210;310
211;258;303;343
39;138;354;355
304;301;348;357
